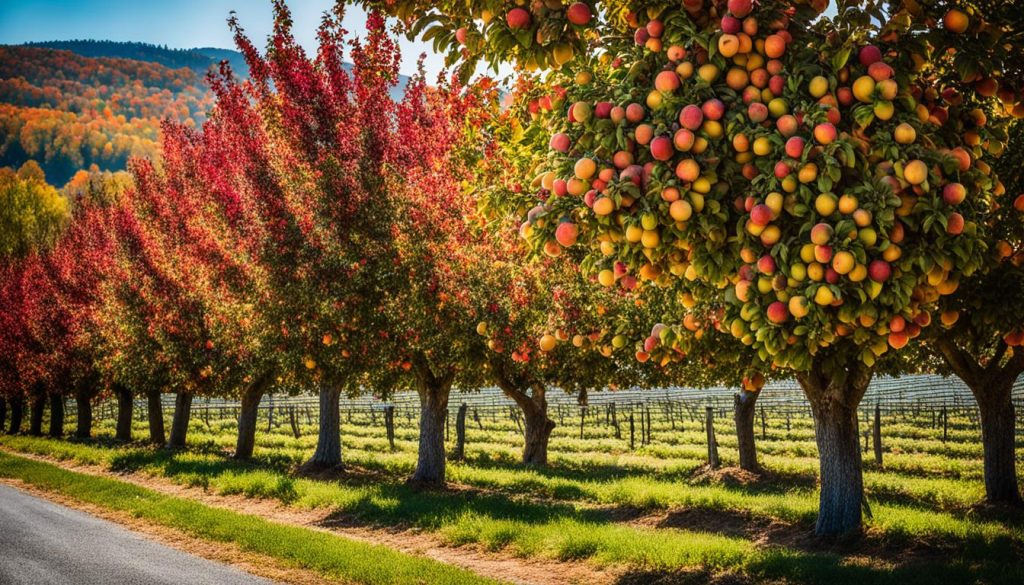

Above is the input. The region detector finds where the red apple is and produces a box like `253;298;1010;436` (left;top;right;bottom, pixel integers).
766;301;789;324
750;204;772;226
566;2;592;26
943;183;966;205
679;104;703;130
650;136;674;161
506;8;532;30
868;259;891;282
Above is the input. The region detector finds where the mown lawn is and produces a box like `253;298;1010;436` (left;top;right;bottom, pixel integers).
2;396;1022;584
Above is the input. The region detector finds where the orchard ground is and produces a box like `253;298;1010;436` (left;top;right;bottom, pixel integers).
2;380;1023;585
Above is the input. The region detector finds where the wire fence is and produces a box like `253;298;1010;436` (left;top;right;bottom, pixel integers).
80;374;1024;438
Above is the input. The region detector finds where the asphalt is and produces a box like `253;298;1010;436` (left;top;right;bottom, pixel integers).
0;483;274;585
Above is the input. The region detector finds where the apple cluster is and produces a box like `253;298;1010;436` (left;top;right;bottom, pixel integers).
518;0;1002;372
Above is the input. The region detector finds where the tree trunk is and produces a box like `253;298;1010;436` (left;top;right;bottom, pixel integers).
168;391;192;448
0;397;6;434
146;388;166;446
973;379;1021;505
410;374;451;487
796;359;872;536
935;339;1023;506
235;375;272;460
29;394;45;436
734;390;760;472
48;393;65;438
8;396;24;434
522;404;556;466
74;390;92;439
304;385;342;471
114;385;133;442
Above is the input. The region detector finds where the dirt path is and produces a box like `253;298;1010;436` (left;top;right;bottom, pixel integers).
0;448;621;585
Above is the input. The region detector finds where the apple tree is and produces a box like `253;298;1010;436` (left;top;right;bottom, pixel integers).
392;0;1021;534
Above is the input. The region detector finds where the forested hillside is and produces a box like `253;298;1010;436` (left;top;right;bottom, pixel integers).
0;41;408;184
0;46;213;184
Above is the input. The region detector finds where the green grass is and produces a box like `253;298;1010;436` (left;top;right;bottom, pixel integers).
0;451;503;585
3;399;1023;584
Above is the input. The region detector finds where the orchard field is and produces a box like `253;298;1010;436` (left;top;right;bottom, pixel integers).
2;376;1023;584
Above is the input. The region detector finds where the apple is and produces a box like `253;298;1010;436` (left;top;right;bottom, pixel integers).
893;123;916;144
867;62;894;81
757;255;777;274
594;101;613;118
748;102;768;123
506;8;532;30
549;133;571;153
721;15;741;34
832;251;855;274
455;27;468;46
728;0;753;18
679;104;703;130
813;123;837;144
646;19;664;38
943;183;966;205
702;98;726;120
767;301;789;324
655;70;680;92
669;200;693;222
571;101;592;123
946;212;965;235
625;103;645;123
785;136;805;158
1014;194;1024;212
673;128;696;151
859;44;882;66
903;159;928;185
750;204;773;226
566;2;592;26
868;259;891;282
944;9;969;33
810;223;834;245
539;334;557;352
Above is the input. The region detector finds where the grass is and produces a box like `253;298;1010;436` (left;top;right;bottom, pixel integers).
2;395;1022;584
0;450;502;585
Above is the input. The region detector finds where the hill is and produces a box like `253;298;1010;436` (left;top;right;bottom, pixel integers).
0;45;212;184
0;41;412;184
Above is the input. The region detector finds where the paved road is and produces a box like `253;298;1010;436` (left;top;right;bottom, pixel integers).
0;483;274;585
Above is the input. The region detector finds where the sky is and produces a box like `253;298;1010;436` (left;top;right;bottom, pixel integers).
0;0;453;78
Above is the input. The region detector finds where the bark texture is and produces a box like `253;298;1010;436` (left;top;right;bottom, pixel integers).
146;388;166;446
234;373;273;460
734;390;760;472
304;384;343;471
410;356;454;486
74;390;92;439
490;358;556;466
168;391;192;448
29;394;45;436
8;396;24;434
48;392;65;438
936;338;1023;505
114;385;133;442
796;359;872;536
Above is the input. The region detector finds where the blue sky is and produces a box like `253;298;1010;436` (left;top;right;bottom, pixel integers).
0;0;451;78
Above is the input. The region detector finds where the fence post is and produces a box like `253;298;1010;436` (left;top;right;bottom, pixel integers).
454;403;468;460
288;406;301;439
942;404;948;442
706;406;720;468
873;402;883;466
579;406;586;440
384;405;395;450
629;413;635;450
